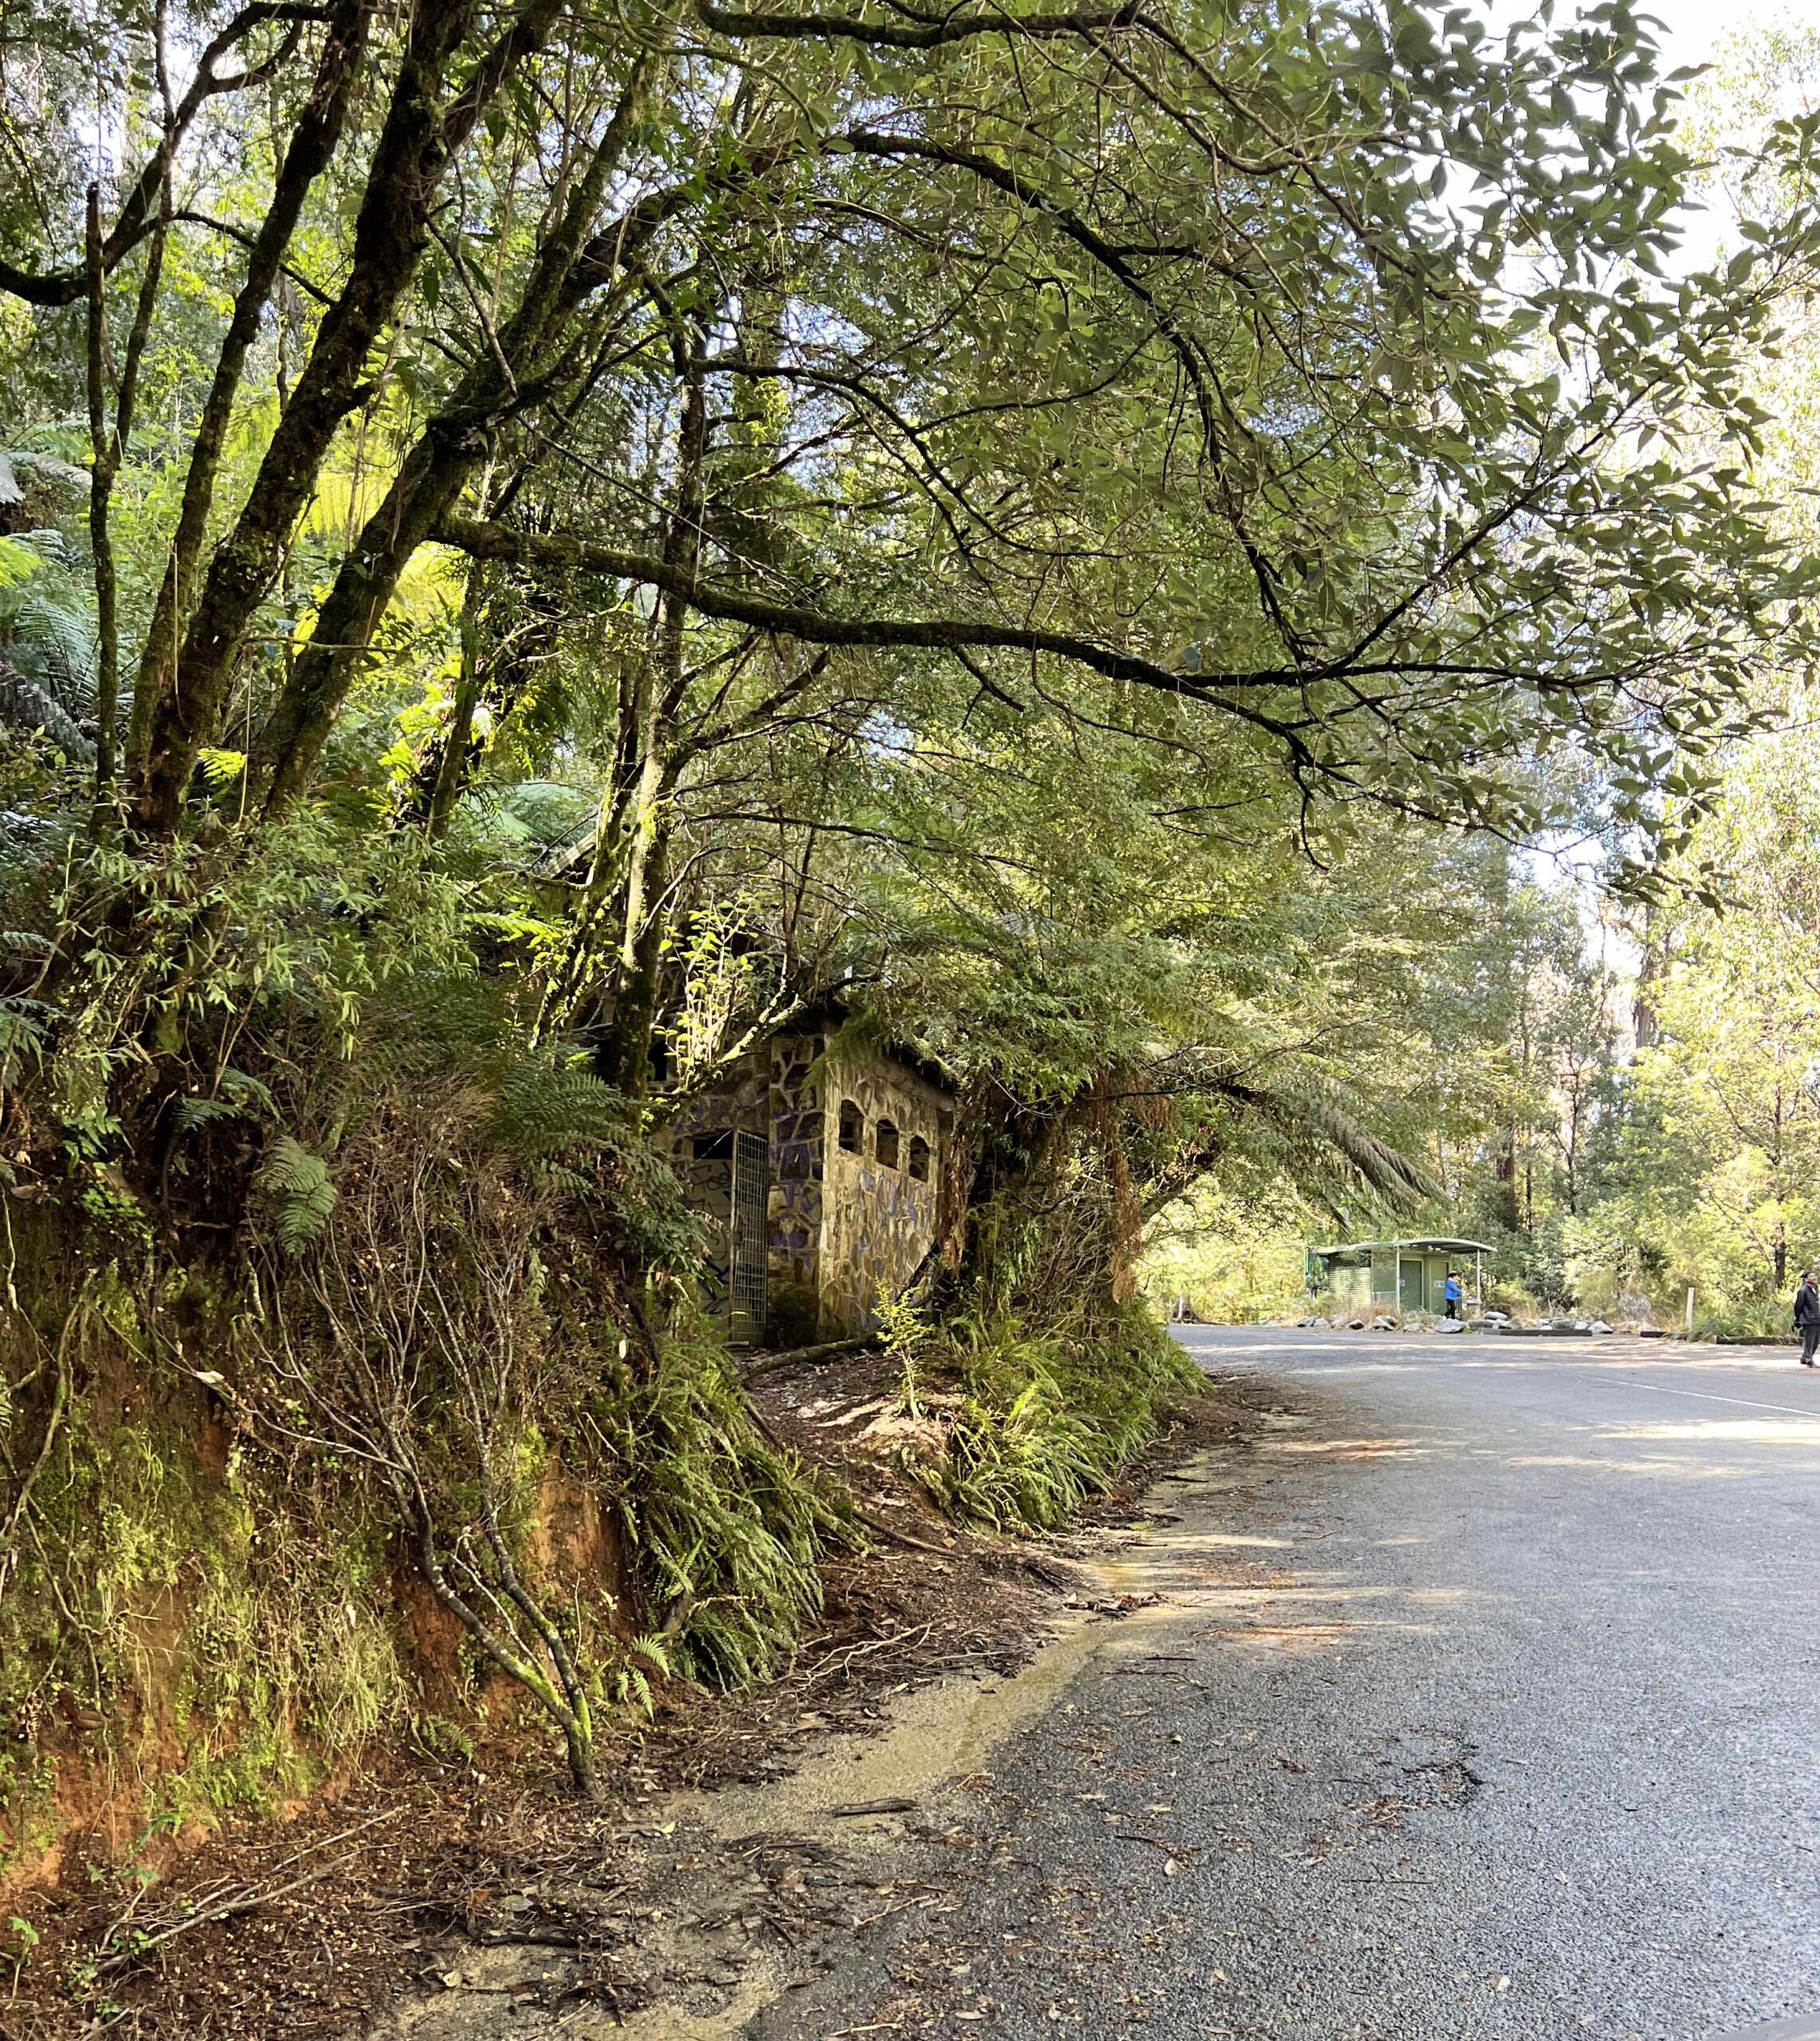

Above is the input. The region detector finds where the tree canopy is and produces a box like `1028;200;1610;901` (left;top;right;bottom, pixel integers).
0;0;1814;1275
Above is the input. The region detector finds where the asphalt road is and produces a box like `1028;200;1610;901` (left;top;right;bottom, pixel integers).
750;1327;1820;2041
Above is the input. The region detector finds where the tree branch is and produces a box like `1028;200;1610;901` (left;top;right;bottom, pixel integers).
695;0;1138;45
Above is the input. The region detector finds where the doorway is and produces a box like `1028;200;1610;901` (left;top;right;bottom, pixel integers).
729;1130;768;1344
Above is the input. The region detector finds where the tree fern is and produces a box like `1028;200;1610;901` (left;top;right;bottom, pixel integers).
0;530;94;708
0;657;92;762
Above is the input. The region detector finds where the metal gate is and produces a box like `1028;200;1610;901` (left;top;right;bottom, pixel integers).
729;1131;768;1345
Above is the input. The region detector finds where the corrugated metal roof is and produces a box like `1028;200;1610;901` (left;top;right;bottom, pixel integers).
1311;1237;1494;1256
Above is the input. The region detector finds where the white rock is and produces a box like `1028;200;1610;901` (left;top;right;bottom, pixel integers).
1371;1314;1397;1331
1347;1317;1366;1330
1435;1317;1466;1334
1588;1319;1613;1335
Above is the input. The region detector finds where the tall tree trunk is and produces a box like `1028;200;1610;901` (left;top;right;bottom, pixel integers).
125;0;371;792
248;61;649;823
423;560;491;840
131;0;564;835
538;292;709;1084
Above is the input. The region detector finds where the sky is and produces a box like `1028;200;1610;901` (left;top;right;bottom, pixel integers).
1564;0;1818;74
1646;0;1772;66
1653;0;1819;250
1494;2;1820;269
1516;2;1819;925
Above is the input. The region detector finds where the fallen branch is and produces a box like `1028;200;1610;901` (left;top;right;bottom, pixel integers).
857;1512;953;1556
96;1808;402;1973
98;1853;358;1972
799;1618;936;1686
741;1335;881;1382
471;1927;591;1948
1113;1832;1197;1855
854;1892;940;1927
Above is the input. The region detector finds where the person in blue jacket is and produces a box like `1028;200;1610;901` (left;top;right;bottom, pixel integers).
1795;1270;1820;1369
1443;1271;1462;1320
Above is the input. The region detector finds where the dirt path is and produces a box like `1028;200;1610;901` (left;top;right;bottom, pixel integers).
352;1364;1287;2040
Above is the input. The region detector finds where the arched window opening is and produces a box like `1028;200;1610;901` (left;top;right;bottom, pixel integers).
875;1119;900;1169
907;1135;930;1182
838;1099;863;1153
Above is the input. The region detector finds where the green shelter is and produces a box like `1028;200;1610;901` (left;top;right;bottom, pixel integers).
1307;1236;1492;1319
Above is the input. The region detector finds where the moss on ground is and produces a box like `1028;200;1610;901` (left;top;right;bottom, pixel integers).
0;1234;852;1878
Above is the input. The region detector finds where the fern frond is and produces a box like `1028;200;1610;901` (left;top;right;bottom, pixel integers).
489;1058;628;1164
255;1135;337;1251
10;588;95;705
0;656;92;761
629;1630;676;1680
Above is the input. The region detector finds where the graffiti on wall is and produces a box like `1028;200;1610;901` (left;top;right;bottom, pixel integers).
815;1046;946;1334
672;1024;955;1342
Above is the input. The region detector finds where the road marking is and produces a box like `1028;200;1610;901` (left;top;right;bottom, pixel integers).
1604;1376;1820;1426
1708;2016;1820;2041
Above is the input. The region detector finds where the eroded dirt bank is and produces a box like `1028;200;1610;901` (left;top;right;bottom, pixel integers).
361;1371;1314;2041
2;1355;1280;2039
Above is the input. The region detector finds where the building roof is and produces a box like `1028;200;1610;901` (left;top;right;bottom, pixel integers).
1311;1237;1494;1256
784;999;958;1099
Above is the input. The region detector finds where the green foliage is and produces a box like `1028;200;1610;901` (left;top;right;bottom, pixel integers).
906;1299;1201;1532
488;1053;703;1271
254;1136;336;1252
0;529;94;710
1140;1196;1310;1326
581;1307;852;1688
604;1630;678;1717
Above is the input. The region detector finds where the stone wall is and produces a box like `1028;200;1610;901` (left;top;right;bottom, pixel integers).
673;1028;955;1342
816;1043;950;1335
765;1030;827;1345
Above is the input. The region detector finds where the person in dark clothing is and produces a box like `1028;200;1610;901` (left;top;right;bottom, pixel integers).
1796;1271;1820;1368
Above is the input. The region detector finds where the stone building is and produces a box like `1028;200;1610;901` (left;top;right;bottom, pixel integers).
666;1016;956;1345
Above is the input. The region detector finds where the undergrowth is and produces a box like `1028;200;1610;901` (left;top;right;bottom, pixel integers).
892;1296;1201;1531
1688;1301;1797;1342
583;1306;853;1689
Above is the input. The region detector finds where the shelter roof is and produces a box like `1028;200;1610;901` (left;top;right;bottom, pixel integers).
1311;1237;1493;1256
780;998;957;1099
